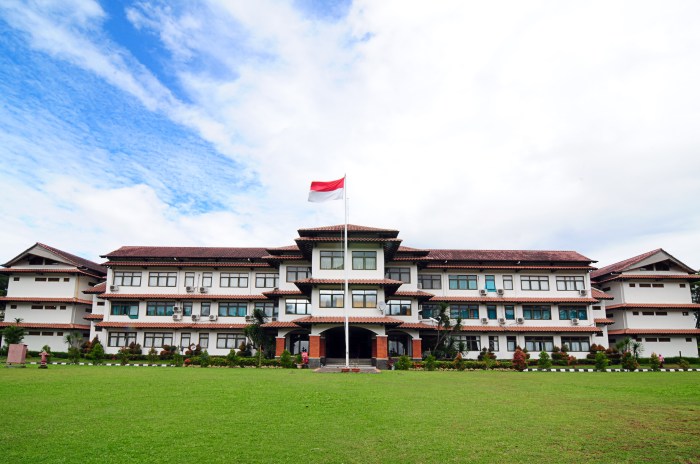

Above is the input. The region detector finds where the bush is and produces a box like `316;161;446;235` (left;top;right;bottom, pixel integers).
423;354;436;371
595;351;609;371
649;353;661;371
90;342;105;365
453;353;466;371
147;347;158;365
621;351;639;371
678;358;691;371
513;349;527;371
279;350;295;369
199;350;211;368
537;351;552;370
172;351;184;367
67;347;81;364
209;356;227;367
395;355;413;370
227;349;239;367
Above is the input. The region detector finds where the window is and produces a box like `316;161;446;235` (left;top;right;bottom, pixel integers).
658;338;671;342
505;305;515;320
682;312;689;316
485;275;496;292
199;333;209;349
352;251;376;270
113;271;141;286
255;273;278;288
686;338;692;342
352;290;377;308
651;283;664;288
144;332;173;348
521;276;549;291
525;336;554;352
507;336;517;351
13;277;19;281
629;283;636;287
45;305;56;310
184;272;195;287
201;302;211;317
656;311;667;316
449;275;477;290
41;331;53;336
388;334;410;356
320;251;344;270
148;272;177;287
64;277;69;282
221;273;249;288
201;272;212;287
35;277;46;282
386;267;410;283
454;335;480;351
487;305;497;319
146;301;176;316
28;331;40;336
489;336;499;351
558;306;587;320
523;305;551;320
182;302;193;316
255;302;277;318
181;333;191;349
645;337;658;342
108;332;136;347
286;266;311;282
642;311;654;316
219;302;247;317
111;302;139;319
450;304;479;319
285;299;310;315
639;283;651;288
217;333;247;349
420;304;439;319
632;311;639;315
418;274;441;289
320;290;344;308
556;276;585;291
387;300;411;316
561;337;590;352
31;305;42;310
502;275;513;290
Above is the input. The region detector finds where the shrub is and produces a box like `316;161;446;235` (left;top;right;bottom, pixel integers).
227;349;239;367
678;358;691;371
199;350;211;368
118;347;130;365
621;351;639;371
594;351;609;371
606;347;621;365
90;342;105;365
537;351;552;370
279;350;294;369
146;347;158;364
453;353;466;371
67;347;81;364
423;354;436;371
127;342;142;356
184;358;192;367
209;356;227;367
512;348;527;371
396;355;413;370
172;351;184;367
649;353;661;371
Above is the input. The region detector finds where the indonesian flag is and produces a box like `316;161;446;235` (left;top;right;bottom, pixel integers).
308;177;345;202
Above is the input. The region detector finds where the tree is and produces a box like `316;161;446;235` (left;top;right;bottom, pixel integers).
691;281;700;328
2;318;25;347
244;307;269;368
431;302;463;359
64;331;84;364
537;350;552;370
89;341;105;365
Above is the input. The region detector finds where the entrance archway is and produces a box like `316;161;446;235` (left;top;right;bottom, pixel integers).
323;326;374;359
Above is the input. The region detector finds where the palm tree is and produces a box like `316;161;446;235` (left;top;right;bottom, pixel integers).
244;308;269;368
432;302;463;359
2;318;25;347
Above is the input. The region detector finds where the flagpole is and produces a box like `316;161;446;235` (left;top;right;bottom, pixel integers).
343;174;350;368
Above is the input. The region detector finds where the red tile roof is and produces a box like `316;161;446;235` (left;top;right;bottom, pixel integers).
397;322;437;329
261;255;305;261
591;248;696;279
424;264;594;270
262;290;305;297
427;249;594;263
428;296;599;304
297;224;399;234
594;274;700;284
103;261;272;268
294;278;403;286
0;297;93;305
261;321;300;328
451;325;602;333
83;314;104;320
605;303;700;310
594;318;615;325
292;316;404;325
608;329;700;335
392;291;435;299
591;289;614;300
0;322;90;330
96;322;248;329
0;267;105;278
294;237;402;244
101;246;269;260
84;282;106;294
99;293;269;301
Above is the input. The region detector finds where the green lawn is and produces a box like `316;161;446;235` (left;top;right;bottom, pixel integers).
1;367;698;463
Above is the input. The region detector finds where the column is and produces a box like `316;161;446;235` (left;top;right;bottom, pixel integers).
412;338;422;361
308;334;321;368
275;337;285;358
319;336;326;358
376;335;388;370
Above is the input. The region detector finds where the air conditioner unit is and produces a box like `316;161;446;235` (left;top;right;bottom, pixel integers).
208;314;218;321
109;285;119;292
172;314;182;321
571;318;580;325
245;315;255;322
480;317;489;324
271;317;277;322
191;314;199;321
417;282;423;289
578;289;587;296
199;287;208;293
496;289;505;296
516;317;524;324
479;289;488;296
186;286;195;293
498;317;506;325
173;306;182;314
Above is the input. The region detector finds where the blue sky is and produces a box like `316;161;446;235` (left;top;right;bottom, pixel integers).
0;0;699;270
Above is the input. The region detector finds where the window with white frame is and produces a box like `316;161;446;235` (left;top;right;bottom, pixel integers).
255;301;277;318
418;274;441;289
454;335;480;352
217;333;247;349
285;299;310;315
521;276;549;291
148;272;177;287
219;302;247;317
108;332;136;347
449;275;478;290
146;301;176;316
387;300;411;316
488;336;499;351
255;273;278;288
450;304;479;319
184;272;195;288
144;332;173;348
319;290;344;308
556;276;585;291
523;305;551;320
502;275;513;290
558;306;587;320
385;267;410;283
525;336;554;352
221;273;248;288
352;290;377;308
113;271;142;286
201;272;212;287
561;337;590;352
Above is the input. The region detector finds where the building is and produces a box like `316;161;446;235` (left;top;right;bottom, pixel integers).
3;226;697;364
591;249;700;358
0;243;106;351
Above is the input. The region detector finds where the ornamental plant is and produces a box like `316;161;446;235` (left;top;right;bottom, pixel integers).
199;350;211;368
678;358;690;370
649;353;661;371
423;354;437;371
118;347;130;365
594;351;609;371
279;350;294;369
90;341;105;365
227;349;239;367
396;355;413;370
537;350;552;370
621;351;639;371
512;348;527;371
147;347;158;365
172;349;184;367
453;352;465;371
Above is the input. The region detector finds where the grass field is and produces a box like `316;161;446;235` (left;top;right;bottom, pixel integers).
1;366;698;463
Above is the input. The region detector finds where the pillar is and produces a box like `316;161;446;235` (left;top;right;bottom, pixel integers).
376;335;388;370
308;334;321;368
319;336;326;358
275;337;285;358
412;338;422;361
371;338;377;358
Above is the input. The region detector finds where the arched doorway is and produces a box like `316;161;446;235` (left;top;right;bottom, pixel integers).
387;331;411;357
323;326;374;360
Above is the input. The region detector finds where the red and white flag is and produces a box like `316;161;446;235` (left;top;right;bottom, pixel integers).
308;177;345;202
